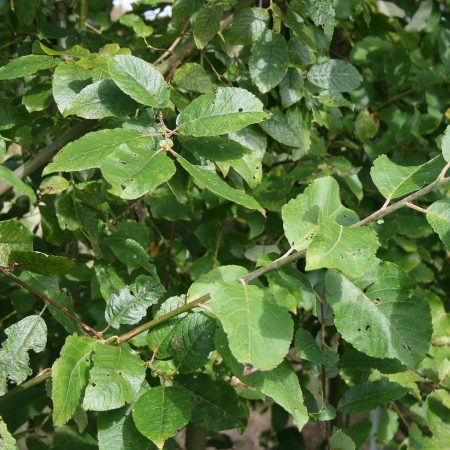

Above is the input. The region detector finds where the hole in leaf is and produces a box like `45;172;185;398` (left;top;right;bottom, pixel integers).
365;325;370;330
238;107;243;112
91;383;96;387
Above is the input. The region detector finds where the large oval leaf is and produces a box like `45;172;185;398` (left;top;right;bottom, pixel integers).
108;55;169;108
176;87;267;136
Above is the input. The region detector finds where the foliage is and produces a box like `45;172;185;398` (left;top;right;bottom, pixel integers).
0;0;449;449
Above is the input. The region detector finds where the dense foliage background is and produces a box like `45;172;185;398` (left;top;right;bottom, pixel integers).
0;0;449;449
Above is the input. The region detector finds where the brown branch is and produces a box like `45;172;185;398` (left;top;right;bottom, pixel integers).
0;368;51;404
0;267;102;339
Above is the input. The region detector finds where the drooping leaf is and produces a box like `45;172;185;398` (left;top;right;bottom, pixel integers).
426;198;450;249
193;7;220;49
0;315;47;395
82;344;146;411
249;31;289;94
226;7;269;45
52;335;96;425
325;263;432;367
0;55;58;80
108;55;169;108
8;251;74;275
281;177;358;250
176;87;267;137
175;153;264;212
177;373;244;431
215;328;308;430
370;154;444;201
338;380;407;413
294;327;339;367
307;59;361;92
208;281;293;371
306;216;379;277
105;275;165;328
0;166;36;202
132;386;192;449
44;129;152;174
0;219;34;267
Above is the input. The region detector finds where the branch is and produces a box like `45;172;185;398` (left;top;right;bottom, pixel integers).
115;173;450;344
0;369;51;404
0;121;95;196
0;267;102;339
0;0;253;195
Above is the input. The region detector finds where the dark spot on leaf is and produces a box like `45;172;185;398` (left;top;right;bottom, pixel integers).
238;107;243;112
365;325;370;330
91;383;96;387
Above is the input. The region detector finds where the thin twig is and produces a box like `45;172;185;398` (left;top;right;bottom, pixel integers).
0;267;102;339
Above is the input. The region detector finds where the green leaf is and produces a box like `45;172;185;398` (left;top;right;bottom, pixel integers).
187;265;248;300
281;176;358;250
44;129;151;174
208;281;293;371
22;84;53;112
426;198;450;249
0;315;47;396
132;386;192;448
338;380;407;413
307;59;361;92
177;373;244;431
193;7;220;49
260;107;310;148
52;335;96;425
294;327;339;367
226;7;269;45
442;124;450;162
370;155;444;201
8;251;74;275
100;141;176;200
82;344;146;411
105;275;165;328
330;429;355;450
325;263;432;367
120;13;154;38
98;403;152;450
215;328;308;430
173;63;213;93
307;0;335;42
0;165;36;202
175;153;264;212
0;219;33;267
66;79;138;119
52;62;92;115
279;68;304;108
39;175;70;195
0;416;17;450
172;0;203;27
306;216;379;277
249;31;289;94
0;55;58;80
108;55;169;108
180;135;250;162
176;87;267;137
147;296;216;373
